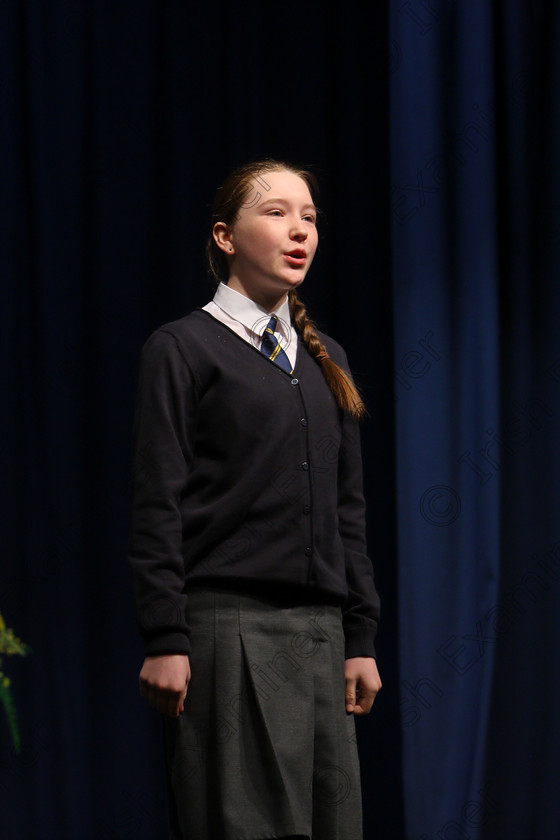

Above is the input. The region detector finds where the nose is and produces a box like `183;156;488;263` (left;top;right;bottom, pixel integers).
290;218;308;240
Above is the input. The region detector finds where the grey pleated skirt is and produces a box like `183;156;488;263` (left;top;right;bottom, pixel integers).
161;587;363;840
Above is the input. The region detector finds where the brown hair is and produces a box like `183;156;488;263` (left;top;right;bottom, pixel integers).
206;159;367;420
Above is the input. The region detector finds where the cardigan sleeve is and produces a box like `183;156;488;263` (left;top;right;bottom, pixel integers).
126;328;198;657
333;351;381;660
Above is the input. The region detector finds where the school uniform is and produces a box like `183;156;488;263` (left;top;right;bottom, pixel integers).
127;283;381;839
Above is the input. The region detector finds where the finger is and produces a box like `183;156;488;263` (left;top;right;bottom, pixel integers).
174;683;188;717
345;677;357;713
178;685;188;715
151;688;177;717
167;692;182;718
355;690;375;715
147;685;162;712
355;679;382;715
162;683;188;717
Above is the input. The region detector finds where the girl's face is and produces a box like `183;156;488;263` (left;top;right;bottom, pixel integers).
214;169;319;310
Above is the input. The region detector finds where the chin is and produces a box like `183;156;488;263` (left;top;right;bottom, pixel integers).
283;272;306;288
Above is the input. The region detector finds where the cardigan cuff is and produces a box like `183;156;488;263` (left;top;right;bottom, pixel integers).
344;625;377;660
142;631;192;658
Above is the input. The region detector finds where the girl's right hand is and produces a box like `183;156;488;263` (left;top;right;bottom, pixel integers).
139;654;191;718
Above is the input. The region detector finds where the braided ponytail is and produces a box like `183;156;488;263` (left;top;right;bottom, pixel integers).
288;290;367;421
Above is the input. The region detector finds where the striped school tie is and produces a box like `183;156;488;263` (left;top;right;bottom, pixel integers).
260;315;293;374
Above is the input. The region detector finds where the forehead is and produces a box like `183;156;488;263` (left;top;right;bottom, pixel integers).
248;169;313;203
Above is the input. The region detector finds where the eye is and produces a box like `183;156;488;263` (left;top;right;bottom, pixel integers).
267;209;283;216
303;214;316;223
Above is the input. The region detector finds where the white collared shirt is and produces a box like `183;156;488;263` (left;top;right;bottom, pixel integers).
202;282;298;369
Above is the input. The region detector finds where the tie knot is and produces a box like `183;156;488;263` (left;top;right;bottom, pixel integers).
264;315;278;336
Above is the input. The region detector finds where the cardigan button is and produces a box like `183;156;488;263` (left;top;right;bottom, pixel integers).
303;505;310;515
305;547;312;556
300;417;308;427
291;378;299;385
302;462;309;471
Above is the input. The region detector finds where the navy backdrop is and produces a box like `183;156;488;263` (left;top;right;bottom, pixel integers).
1;2;558;839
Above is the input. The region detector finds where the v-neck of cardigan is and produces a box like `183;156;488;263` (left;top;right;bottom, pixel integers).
195;308;305;378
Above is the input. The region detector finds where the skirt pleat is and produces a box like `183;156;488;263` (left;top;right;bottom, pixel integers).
162;588;363;840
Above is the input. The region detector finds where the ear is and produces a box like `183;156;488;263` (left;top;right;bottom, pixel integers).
213;222;235;255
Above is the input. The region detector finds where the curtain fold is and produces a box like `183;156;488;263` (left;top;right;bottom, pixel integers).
391;2;560;838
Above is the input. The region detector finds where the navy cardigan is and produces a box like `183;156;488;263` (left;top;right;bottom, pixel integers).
127;309;380;659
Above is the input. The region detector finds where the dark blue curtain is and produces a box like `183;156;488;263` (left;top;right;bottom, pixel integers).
391;2;560;839
1;2;558;839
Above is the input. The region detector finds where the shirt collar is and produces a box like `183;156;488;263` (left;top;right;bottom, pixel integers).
212;282;292;340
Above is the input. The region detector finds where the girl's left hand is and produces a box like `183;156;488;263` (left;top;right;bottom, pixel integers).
344;657;382;714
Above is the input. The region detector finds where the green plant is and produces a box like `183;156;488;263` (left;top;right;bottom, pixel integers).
0;611;30;753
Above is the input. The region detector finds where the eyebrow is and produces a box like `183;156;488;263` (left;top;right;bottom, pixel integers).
260;197;317;212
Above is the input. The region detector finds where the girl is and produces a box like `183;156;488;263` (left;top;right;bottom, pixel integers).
127;159;382;840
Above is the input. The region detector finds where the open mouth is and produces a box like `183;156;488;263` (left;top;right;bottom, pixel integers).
284;250;306;266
